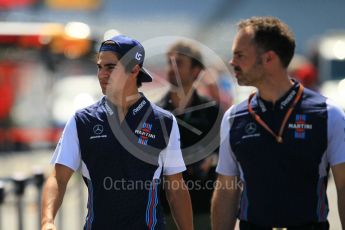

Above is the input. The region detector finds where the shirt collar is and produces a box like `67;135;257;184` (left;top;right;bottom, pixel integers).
128;93;150;117
255;79;300;112
103;93;150;119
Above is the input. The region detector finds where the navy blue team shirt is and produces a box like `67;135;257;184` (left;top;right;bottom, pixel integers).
52;94;186;230
216;80;345;227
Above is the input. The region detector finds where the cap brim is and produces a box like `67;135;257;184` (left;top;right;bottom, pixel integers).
138;67;153;82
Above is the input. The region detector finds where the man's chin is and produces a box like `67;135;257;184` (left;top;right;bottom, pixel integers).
237;81;246;86
236;79;251;87
235;77;244;86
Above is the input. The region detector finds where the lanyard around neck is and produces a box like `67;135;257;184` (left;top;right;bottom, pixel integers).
247;84;304;143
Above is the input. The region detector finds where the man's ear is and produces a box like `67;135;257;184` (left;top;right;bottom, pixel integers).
263;50;276;64
131;64;140;76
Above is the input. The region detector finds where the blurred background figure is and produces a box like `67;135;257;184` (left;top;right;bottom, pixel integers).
197;62;234;111
158;40;222;230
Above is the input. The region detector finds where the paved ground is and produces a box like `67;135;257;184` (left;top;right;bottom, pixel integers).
0;150;87;230
0;150;342;230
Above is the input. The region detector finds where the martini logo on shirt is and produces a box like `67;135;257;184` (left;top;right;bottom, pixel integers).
135;122;156;145
288;114;312;139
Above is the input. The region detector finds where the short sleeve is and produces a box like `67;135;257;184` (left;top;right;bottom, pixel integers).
161;116;186;175
51;115;81;171
326;99;345;166
216;106;240;176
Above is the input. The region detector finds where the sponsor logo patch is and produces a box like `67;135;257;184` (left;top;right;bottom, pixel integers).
90;124;107;140
104;103;114;115
133;100;146;115
288;114;312;139
135;52;142;61
135;122;155;145
280;90;296;109
93;124;104;135
242;122;261;139
245;122;257;134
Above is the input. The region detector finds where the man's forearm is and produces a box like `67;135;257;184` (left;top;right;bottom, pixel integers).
41;176;67;227
211;176;241;230
166;179;193;230
211;190;239;230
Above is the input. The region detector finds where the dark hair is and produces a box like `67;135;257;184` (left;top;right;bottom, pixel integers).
238;16;295;68
167;40;204;69
98;40;142;87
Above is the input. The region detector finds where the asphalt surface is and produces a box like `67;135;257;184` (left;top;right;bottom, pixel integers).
0;150;87;230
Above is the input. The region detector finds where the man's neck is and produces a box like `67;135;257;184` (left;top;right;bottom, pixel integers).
108;90;141;121
256;75;293;105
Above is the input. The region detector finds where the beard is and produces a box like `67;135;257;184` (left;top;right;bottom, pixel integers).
233;61;263;87
233;66;246;85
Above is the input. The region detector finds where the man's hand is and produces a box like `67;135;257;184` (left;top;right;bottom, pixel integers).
41;222;56;230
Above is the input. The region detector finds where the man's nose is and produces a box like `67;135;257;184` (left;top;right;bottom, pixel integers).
229;58;235;67
99;68;111;76
228;59;236;76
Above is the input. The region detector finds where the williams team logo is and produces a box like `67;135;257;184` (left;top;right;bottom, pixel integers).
288;114;313;139
135;122;156;145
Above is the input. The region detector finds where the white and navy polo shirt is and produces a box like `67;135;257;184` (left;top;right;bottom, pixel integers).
52;94;186;230
216;81;345;227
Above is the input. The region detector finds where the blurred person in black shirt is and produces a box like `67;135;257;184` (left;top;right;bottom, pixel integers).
158;40;223;230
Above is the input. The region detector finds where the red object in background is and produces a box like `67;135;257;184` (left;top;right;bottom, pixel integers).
8;127;62;144
45;0;101;10
0;127;62;146
291;63;318;89
0;35;42;48
0;0;36;9
0;62;16;120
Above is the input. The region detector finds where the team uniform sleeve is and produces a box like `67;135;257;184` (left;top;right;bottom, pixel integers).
216;106;240;176
51;115;81;171
161;116;187;176
326;99;345;166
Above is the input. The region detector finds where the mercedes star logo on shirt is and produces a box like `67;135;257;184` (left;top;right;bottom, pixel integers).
245;122;257;134
93;124;104;135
